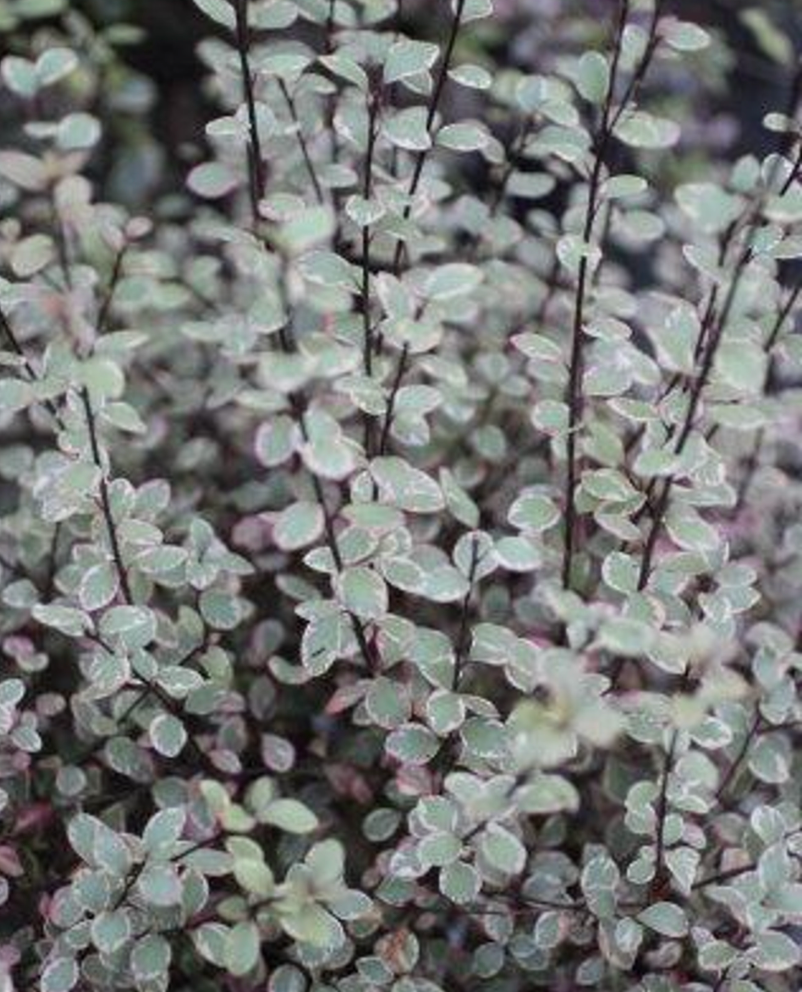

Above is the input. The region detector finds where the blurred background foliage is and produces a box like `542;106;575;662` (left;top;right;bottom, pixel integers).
1;0;802;213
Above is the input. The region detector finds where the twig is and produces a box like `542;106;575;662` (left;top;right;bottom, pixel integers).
563;0;661;589
278;79;325;205
80;386;133;605
233;0;267;224
373;0;468;454
452;536;480;691
714;710;760;803
0;305;66;429
361;88;381;455
650;729;677;899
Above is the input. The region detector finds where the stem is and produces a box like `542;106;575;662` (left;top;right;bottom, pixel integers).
563;0;633;589
378;340;410;456
637;243;754;589
714;710;760;802
638;60;802;587
80;386;133;605
0;305;65;429
233;0;267;225
97;241;128;335
452;536;480;691
733;274;802;507
374;0;468;444
650;730;677;899
273;273;378;672
362;91;381;455
278;79;325;205
389;0;467;277
50;189;74;291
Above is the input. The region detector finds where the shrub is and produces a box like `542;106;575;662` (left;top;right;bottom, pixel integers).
1;0;802;989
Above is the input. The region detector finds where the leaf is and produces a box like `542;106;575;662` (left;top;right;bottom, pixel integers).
41;958;78;992
274;501;324;552
278;902;343;948
458;0;493;21
383;107;431;151
135;545;188;575
149;713;188;758
100;605;156;648
36;47;79;85
131;934;172;981
663;19;710;52
0;378;34;414
436;122;490;152
385;723;440;765
439;861;481;904
418;831;461;868
384;39;439;84
91;909;131;954
750;931;801;971
581;853;620;920
637;901;688;938
57;112;101;151
576;51;609;104
32;604;90;638
366;677;411;729
0;150;49;191
508;491;560;532
260;799;319;834
337;566;388;620
191;0;236;29
478;824;526;876
78;562;119;612
740;8;792;65
199;589;241;630
1;56;38;97
137;863;183;906
11;234;54;277
143;806;186;855
188;162;238;199
371;457;444;514
425;690;466;735
424;263;483;300
615;111;680;149
448;64;492;90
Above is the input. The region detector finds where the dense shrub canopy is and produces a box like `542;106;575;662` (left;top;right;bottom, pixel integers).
2;0;802;990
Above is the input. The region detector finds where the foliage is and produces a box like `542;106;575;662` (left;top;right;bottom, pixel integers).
1;0;802;990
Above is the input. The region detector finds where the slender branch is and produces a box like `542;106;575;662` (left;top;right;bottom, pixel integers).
733;273;802;507
487;118;532;220
50;187;74;291
650;730;677;899
389;0;467;278
233;0;267;225
0;305;65;429
637;62;802;587
373;0;468;455
691;862;754;892
361;89;381;455
80;386;133;605
638;241;758;589
714;710;761;802
564;0;639;589
272;274;378;672
96;241;129;335
452;536;480;691
278;79;325;205
378;329;411;456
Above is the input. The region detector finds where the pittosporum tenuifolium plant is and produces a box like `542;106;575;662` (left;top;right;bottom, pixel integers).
2;0;802;989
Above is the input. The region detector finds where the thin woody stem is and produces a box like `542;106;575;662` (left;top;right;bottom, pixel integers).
233;0;267;225
80;386;133;605
564;0;663;589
